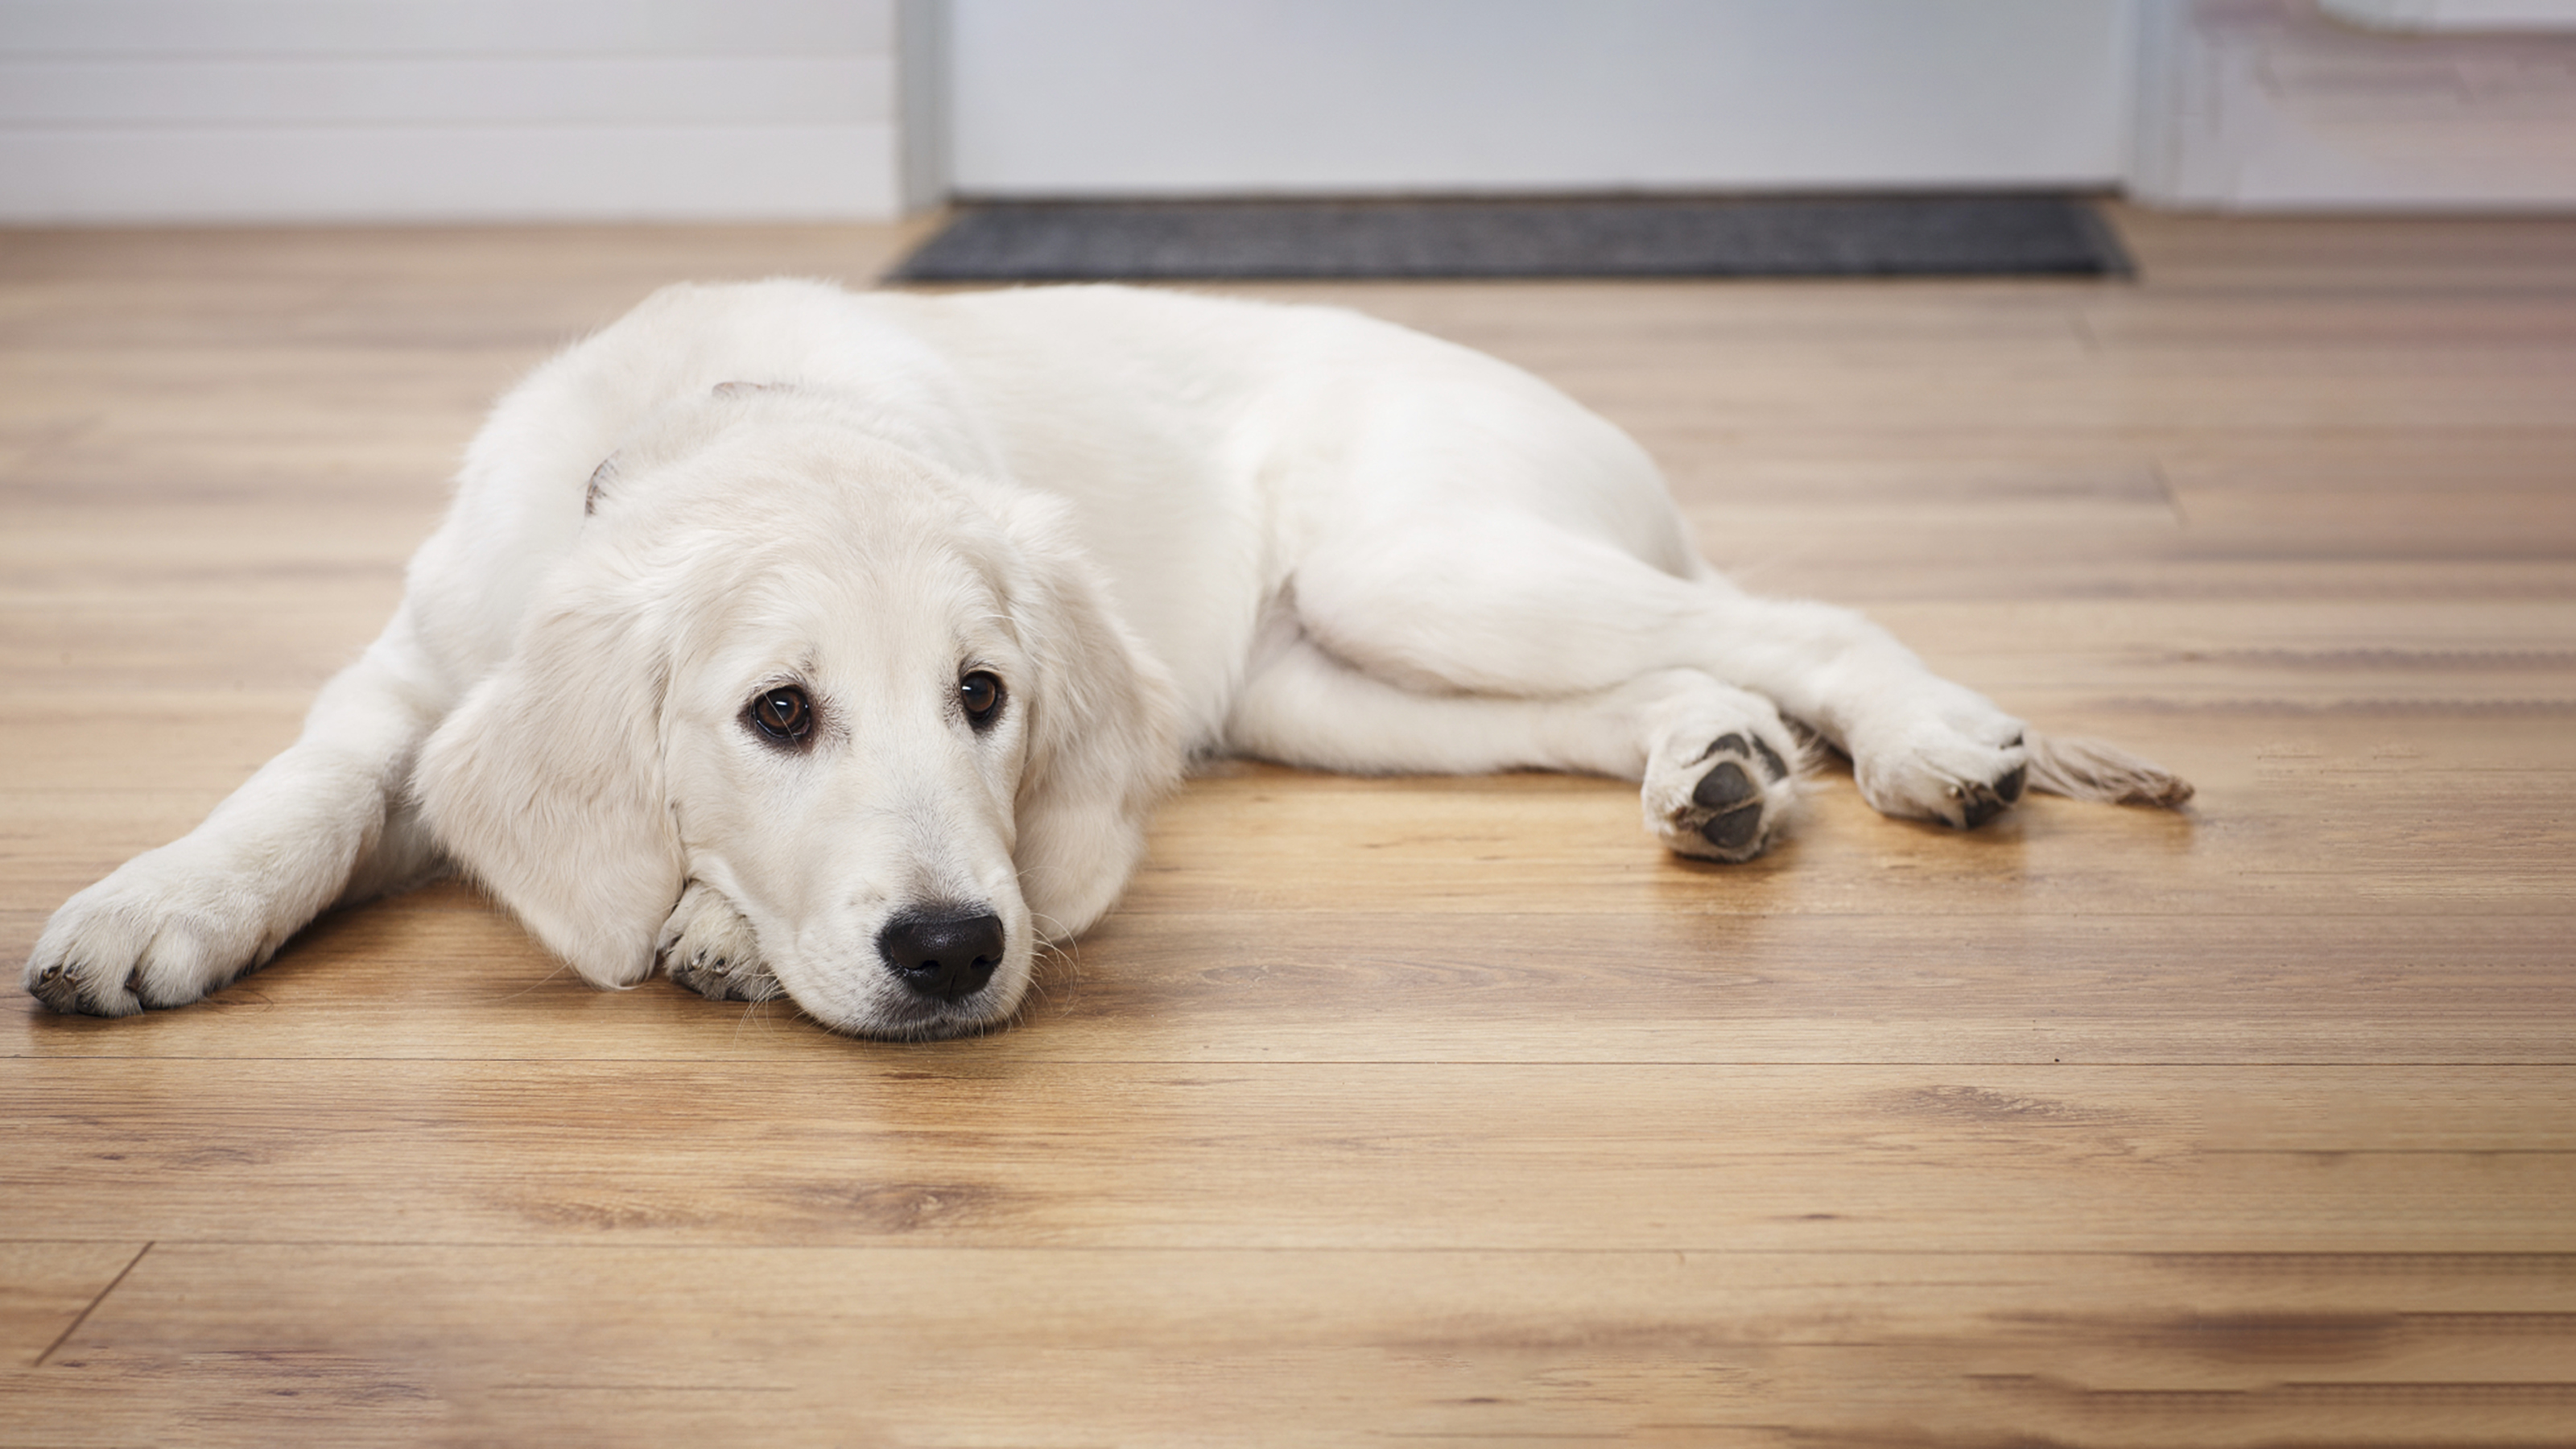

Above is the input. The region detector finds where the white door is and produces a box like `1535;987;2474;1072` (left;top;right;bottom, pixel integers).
943;0;2136;198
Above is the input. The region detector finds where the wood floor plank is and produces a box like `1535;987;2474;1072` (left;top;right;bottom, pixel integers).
6;1245;2570;1448
7;724;2572;1065
7;894;2570;1065
11;709;2572;920
0;1242;148;1368
10;597;2573;704
3;1057;2568;1252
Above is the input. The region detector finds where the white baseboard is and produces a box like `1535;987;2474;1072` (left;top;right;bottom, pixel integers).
0;126;902;225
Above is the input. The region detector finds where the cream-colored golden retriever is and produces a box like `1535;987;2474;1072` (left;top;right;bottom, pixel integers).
27;282;2187;1037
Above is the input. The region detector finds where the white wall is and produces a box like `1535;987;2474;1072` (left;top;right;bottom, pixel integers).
947;0;2137;198
0;0;914;222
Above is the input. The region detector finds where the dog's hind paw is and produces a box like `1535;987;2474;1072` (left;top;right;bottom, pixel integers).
1847;684;2037;830
1645;723;1803;863
656;881;781;1003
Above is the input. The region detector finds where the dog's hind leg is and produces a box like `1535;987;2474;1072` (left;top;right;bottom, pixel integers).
1286;518;2186;828
23;609;453;1016
1226;631;1804;861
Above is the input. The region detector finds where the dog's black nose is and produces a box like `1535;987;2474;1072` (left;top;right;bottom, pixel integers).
877;909;1005;1002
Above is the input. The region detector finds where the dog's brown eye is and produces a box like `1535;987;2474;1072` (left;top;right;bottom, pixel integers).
959;670;1005;729
749;685;811;742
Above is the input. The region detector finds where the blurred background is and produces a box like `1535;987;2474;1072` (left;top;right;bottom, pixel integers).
5;0;2574;225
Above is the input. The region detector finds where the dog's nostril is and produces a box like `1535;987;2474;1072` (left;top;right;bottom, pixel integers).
876;909;1005;1003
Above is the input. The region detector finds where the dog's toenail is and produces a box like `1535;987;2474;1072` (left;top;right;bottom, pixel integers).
1996;766;2025;803
1960;792;2008;829
1702;801;1764;851
1693;761;1756;810
124;967;145;1001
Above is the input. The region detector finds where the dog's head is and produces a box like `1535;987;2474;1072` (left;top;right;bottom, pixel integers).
415;386;1182;1038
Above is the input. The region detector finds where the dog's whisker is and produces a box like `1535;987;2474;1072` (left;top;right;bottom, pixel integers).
497;957;581;1003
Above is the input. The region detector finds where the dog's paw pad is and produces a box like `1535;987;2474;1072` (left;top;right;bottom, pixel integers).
1700;799;1766;852
1693;760;1757;811
1948;761;2029;828
1950;754;2026;828
1711;731;1790;782
1651;726;1802;864
1951;778;2014;829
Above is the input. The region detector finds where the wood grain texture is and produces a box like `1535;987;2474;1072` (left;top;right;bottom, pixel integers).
19;1247;2576;1448
3;204;2572;1444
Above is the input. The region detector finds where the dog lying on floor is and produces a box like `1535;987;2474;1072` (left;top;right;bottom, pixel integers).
26;281;2190;1038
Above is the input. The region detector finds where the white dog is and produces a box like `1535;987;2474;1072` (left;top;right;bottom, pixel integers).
26;281;2188;1038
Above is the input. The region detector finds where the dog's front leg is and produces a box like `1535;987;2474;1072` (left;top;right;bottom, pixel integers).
23;612;452;1015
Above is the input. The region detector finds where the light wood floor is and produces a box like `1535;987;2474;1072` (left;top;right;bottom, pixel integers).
3;208;2572;1447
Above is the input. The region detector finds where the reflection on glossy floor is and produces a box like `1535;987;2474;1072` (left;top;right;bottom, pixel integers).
2;208;2571;1446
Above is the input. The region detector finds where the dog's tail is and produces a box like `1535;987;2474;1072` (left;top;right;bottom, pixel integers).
2023;733;2194;808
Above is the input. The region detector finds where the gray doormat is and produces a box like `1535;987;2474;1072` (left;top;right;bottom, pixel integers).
890;195;2129;283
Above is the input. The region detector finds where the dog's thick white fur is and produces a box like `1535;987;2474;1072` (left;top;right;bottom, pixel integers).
26;281;2189;1037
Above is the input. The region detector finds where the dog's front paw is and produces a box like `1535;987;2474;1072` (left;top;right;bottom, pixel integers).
1645;722;1804;863
1851;690;2030;829
25;844;292;1016
656;881;780;1002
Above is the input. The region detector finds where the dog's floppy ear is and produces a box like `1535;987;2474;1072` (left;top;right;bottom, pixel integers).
414;566;683;989
1000;497;1186;941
